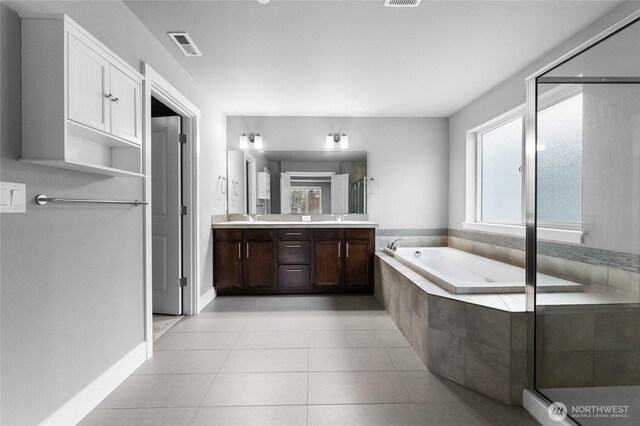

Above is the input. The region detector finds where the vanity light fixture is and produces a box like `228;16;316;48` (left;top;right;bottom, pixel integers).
326;133;348;149
239;133;263;150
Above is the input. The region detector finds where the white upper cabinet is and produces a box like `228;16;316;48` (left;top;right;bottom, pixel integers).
67;34;111;133
21;15;144;177
109;64;142;144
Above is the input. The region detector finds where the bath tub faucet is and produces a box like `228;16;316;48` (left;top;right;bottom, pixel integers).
387;239;405;251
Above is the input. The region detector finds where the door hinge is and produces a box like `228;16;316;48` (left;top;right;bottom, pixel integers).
179;277;187;287
179;205;187;215
179;134;187;144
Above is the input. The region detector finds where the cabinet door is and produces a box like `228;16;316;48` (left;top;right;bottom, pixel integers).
314;240;341;287
67;34;110;132
110;65;142;144
245;241;274;288
215;241;243;289
344;240;371;286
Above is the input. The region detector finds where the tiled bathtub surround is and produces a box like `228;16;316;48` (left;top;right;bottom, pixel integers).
448;229;640;302
375;253;530;405
376;229;448;251
536;304;640;388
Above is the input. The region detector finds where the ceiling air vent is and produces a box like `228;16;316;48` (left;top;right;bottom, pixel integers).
168;32;202;57
384;0;421;7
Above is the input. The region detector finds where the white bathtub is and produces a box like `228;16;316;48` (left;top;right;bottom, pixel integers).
384;247;582;294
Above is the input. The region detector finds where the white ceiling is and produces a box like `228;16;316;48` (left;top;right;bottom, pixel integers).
125;0;622;117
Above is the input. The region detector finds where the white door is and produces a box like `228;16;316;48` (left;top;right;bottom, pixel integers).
67;34;110;132
110;65;142;144
280;173;291;213
152;117;182;315
331;173;349;214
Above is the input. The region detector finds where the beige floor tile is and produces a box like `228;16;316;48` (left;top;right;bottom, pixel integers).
133;350;229;375
376;329;411;347
399;370;486;403
190;406;307;426
308;404;423;426
98;374;215;408
221;349;309;373
309;348;395;371
309;330;382;348
155;332;239;350
201;372;308;406
244;316;310;332
308;371;411;404
308;315;397;331
386;347;427;370
234;331;309;349
79;408;196;426
170;318;247;332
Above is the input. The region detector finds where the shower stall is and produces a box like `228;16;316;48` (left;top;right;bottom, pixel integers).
526;13;640;425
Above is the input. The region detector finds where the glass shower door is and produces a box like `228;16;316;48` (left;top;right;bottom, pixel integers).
532;17;640;426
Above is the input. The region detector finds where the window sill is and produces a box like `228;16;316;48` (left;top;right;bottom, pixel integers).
462;222;583;244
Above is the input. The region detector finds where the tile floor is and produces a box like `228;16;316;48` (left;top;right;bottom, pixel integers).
81;295;538;425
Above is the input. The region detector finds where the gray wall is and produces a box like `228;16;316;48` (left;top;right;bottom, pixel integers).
448;1;640;254
0;1;226;423
228;116;450;230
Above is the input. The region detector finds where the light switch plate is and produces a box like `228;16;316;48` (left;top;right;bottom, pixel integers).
0;182;26;213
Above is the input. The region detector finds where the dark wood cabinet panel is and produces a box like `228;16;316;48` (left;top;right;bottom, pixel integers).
344;240;371;287
214;241;242;289
214;226;374;294
314;228;341;240
215;229;242;241
278;265;310;288
278;241;310;264
245;241;274;288
277;229;310;240
314;240;341;287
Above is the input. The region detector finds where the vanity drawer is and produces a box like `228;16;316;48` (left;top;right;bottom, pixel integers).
215;229;242;241
278;265;310;288
278;241;310;264
314;228;341;240
345;228;373;240
277;229;310;240
245;229;274;240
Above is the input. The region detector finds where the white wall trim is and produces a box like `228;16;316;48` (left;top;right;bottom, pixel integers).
39;342;146;426
198;287;217;314
462;221;583;244
143;63;202;360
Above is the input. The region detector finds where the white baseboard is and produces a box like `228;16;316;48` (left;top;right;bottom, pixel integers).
198;287;216;313
40;342;147;426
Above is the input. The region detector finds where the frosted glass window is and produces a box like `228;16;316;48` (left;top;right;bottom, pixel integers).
537;94;583;224
479;117;523;224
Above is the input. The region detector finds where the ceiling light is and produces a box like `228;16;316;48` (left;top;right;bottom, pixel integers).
384;0;421;7
257;0;270;4
326;133;348;149
240;133;263;150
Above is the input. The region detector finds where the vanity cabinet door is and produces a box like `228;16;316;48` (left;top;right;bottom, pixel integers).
109;64;141;144
314;240;341;287
344;240;371;287
214;241;243;289
245;240;275;288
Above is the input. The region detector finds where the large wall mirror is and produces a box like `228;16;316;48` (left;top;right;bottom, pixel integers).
227;150;368;216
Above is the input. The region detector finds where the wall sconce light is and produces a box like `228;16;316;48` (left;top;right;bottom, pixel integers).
326;133;348;149
239;133;263;150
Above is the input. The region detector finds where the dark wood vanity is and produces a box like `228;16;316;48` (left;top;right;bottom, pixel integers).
213;225;376;295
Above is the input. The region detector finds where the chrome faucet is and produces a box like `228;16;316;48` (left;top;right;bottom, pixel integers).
246;214;261;222
387;239;405;251
334;214;348;222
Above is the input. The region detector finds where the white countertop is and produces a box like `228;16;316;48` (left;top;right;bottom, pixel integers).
211;220;378;229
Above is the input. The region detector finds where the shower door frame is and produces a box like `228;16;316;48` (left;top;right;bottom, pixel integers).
524;8;640;405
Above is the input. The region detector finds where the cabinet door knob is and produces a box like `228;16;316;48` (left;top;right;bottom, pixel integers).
113;97;119;103
105;93;114;101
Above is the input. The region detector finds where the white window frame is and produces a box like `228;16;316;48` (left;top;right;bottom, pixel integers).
464;85;584;244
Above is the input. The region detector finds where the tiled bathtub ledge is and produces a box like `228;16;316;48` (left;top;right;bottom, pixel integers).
375;252;529;405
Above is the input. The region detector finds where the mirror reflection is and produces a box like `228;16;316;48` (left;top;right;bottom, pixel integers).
227;151;367;215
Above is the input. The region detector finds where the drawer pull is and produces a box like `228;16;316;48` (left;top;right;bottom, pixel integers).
338;242;341;258
246;242;249;259
346;242;349;258
238;242;241;259
286;269;302;272
285;245;302;248
286;232;302;235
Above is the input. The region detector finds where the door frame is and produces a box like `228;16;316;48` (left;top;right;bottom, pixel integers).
244;153;257;214
142;63;201;359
